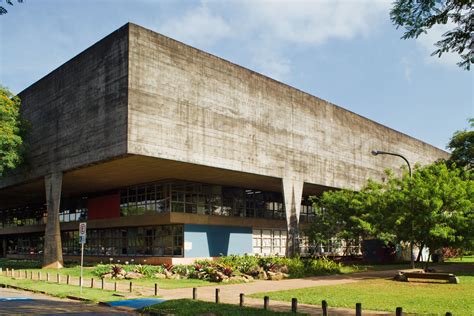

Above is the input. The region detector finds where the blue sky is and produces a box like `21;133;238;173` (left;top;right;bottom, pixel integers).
0;0;472;150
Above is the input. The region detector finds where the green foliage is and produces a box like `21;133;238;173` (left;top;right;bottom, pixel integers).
215;254;259;275
308;160;473;262
91;264;111;277
390;0;473;70
132;264;164;277
0;86;26;176
307;188;375;255
0;0;23;15
172;264;195;276
447;118;474;170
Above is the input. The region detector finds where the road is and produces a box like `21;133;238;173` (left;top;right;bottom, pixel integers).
0;287;135;316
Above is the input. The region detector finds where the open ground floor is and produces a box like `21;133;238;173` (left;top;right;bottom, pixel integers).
1;175;333;265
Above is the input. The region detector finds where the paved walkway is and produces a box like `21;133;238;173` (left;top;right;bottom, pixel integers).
153;269;412;315
3;268;420;315
0;287;134;316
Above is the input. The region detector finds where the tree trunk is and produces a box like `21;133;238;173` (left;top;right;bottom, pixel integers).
424;252;431;271
416;244;424;262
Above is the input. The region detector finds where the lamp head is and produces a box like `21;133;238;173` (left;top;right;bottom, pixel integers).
371;150;379;156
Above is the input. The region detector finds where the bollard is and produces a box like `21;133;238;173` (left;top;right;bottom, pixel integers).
6;268;9;276
46;273;50;282
79;276;82;287
291;298;298;313
192;287;197;300
30;271;33;279
91;278;94;288
215;288;220;304
129;281;132;293
322;300;328;316
154;283;158;296
11;269;15;277
263;296;269;310
67;275;70;285
239;293;244;307
57;274;60;284
38;272;41;280
114;282;117;292
396;307;403;316
356;303;362;316
101;278;104;290
24;271;27;279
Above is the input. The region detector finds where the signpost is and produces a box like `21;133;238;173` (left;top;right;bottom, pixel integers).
79;222;87;294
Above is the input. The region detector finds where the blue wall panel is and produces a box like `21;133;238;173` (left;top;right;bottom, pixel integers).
184;224;252;257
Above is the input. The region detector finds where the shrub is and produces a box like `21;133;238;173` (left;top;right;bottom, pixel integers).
216;254;259;275
172;264;195;277
133;264;165;277
92;264;112;277
306;257;342;275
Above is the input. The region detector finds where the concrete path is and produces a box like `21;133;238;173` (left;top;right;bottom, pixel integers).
2;268;418;315
60;268;413;315
0;287;135;316
152;269;409;315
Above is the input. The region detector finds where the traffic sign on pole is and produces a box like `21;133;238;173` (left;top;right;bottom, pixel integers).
79;222;87;294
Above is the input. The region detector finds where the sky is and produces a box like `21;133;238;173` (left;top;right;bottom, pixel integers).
0;0;472;150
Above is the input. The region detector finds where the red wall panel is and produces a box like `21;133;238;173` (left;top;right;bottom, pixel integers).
87;194;120;220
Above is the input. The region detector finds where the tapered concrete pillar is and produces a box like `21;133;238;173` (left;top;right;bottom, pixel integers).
43;172;64;268
282;178;304;257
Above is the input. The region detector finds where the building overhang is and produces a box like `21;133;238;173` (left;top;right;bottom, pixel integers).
0;154;332;209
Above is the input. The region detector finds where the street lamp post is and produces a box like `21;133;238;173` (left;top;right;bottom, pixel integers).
371;150;415;269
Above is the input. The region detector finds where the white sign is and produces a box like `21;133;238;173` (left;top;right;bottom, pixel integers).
79;222;87;244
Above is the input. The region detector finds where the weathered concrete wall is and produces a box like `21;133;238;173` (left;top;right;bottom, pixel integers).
0;22;448;194
0;25;129;189
127;23;448;190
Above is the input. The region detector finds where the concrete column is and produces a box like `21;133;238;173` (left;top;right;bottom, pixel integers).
282;178;304;257
43;172;64;268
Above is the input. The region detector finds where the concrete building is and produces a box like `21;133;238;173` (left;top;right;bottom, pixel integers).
0;23;447;268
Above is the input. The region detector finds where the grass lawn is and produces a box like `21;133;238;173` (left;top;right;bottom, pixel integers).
251;273;474;315
445;255;474;263
0;265;216;289
340;263;418;274
0;275;135;302
141;299;306;315
36;267;215;289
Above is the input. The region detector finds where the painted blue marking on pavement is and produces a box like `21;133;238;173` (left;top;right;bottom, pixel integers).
106;298;165;309
0;298;34;302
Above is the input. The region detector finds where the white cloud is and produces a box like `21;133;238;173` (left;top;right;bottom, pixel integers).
158;0;391;80
159;4;232;48
243;0;390;45
415;22;462;68
251;46;291;81
400;57;413;83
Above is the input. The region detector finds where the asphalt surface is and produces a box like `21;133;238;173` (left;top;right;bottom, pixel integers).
0;287;136;316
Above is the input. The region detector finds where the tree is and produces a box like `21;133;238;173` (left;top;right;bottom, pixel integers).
0;86;26;176
307;162;473;267
406;162;473;265
307;188;375;256
0;0;23;15
447;118;474;170
390;0;473;70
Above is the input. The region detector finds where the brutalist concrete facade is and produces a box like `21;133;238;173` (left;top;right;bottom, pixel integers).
0;23;448;267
